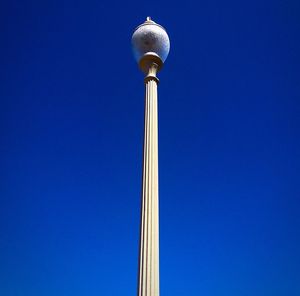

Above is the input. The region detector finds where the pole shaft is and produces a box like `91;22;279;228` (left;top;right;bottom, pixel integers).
138;73;159;296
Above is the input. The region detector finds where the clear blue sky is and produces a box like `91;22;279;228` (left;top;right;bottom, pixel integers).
1;0;300;295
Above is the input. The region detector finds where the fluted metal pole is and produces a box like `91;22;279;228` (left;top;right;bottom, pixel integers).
132;16;169;296
138;63;160;296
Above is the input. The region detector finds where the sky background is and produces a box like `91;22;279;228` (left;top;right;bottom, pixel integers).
1;0;300;295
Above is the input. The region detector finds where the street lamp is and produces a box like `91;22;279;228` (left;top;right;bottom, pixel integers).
132;17;170;296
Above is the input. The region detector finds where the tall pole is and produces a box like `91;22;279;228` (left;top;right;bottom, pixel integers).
132;17;170;296
139;63;160;296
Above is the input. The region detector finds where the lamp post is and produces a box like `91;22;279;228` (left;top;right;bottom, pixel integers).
132;17;170;296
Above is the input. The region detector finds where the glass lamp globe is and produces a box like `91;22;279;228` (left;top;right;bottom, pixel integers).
132;17;170;72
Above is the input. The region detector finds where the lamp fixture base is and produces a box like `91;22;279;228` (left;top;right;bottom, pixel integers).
139;53;163;75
